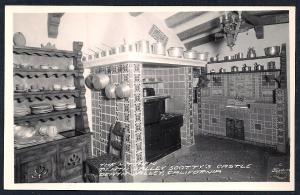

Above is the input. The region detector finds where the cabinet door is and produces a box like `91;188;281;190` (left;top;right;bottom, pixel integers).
58;139;87;181
226;118;235;138
235;119;245;140
145;124;162;162
18;146;57;183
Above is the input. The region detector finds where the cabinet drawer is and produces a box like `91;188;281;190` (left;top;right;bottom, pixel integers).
58;144;87;181
19;153;57;183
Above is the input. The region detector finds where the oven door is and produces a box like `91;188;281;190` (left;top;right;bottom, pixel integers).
144;99;164;125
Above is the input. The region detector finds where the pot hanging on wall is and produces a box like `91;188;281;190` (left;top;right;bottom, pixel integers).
92;73;110;90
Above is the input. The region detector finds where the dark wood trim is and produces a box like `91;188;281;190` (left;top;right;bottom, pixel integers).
243;11;262;26
48;13;64;38
260;13;289;26
13;46;75;58
177;17;220;41
184;34;221;50
165;12;207;28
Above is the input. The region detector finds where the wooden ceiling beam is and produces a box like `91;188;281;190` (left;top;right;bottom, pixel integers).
177;17;220;41
184;34;221;50
165;12;207;28
48;13;64;38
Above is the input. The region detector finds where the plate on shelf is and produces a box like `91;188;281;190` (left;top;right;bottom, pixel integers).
31;103;52;109
29;89;40;92
15;89;28;93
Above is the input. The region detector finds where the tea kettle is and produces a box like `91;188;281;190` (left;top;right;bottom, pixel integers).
247;47;256;58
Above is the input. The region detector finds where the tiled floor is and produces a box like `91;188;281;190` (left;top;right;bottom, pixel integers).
144;134;290;182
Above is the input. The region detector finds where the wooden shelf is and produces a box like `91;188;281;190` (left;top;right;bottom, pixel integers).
203;69;281;75
14;69;79;78
14;90;80;102
84;52;207;68
14;108;82;123
207;55;281;64
13;46;76;58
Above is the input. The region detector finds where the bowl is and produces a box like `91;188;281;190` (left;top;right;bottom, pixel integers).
53;84;61;90
167;47;184;58
40;65;49;70
62;86;69;91
183;50;199;60
264;46;280;56
68;86;76;90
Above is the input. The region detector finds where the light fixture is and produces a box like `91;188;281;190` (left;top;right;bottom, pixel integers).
217;11;243;50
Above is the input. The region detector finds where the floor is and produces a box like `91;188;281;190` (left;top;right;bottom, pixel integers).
143;134;290;182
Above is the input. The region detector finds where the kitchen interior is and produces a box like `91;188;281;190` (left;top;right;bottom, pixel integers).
12;10;291;183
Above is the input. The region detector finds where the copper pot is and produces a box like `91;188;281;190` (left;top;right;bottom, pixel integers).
92;73;110;90
116;82;131;98
105;84;116;99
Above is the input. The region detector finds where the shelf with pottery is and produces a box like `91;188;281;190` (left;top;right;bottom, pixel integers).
83;52;207;68
14;89;80;102
203;69;281;75
13;40;91;183
14;108;82;123
13;46;76;58
207;55;281;64
14;68;79;78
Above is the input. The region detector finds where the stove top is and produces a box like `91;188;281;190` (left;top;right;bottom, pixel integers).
160;113;183;121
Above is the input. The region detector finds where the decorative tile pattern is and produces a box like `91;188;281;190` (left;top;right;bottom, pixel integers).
90;63;145;176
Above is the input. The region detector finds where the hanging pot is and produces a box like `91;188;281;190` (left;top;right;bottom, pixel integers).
92;73;110;90
85;74;94;89
105;83;116;99
116;82;131;99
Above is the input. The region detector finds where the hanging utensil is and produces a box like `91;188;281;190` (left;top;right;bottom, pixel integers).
105;70;116;99
116;66;131;99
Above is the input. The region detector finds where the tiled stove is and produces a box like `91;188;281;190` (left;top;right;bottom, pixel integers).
198;44;288;153
84;54;206;181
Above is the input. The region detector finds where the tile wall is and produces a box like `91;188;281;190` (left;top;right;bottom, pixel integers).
91;63;145;177
143;66;194;146
198;70;287;149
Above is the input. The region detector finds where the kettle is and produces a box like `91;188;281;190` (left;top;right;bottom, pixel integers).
247;47;256;58
254;63;264;71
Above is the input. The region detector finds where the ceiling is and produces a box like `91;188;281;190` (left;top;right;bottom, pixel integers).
163;11;289;49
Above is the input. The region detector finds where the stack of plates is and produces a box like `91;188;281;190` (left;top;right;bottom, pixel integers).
15;105;30;117
31;103;53;114
53;103;67;111
67;103;76;109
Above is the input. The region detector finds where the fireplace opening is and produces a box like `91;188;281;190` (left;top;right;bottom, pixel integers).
226;118;245;140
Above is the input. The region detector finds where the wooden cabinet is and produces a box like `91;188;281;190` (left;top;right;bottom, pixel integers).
17;145;57;183
15;134;90;183
13;42;90;183
58;138;87;181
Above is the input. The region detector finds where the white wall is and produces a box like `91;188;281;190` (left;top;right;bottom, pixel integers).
13;13;88;50
194;23;289;64
13;12;183;53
